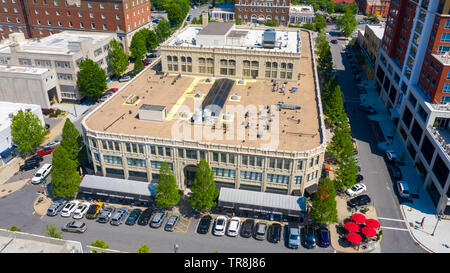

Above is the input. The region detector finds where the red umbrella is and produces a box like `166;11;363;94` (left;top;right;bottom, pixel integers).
365;218;380;229
361;227;377;237
352;213;366;224
346;232;362;244
344;221;359;233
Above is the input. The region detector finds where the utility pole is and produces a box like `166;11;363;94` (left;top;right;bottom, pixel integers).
431;214;441;236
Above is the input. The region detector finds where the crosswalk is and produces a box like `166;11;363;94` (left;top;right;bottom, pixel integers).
378;216;410;232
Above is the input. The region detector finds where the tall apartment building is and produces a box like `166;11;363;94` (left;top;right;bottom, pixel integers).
374;0;450;215
0;0;151;53
356;0;391;17
235;0;291;26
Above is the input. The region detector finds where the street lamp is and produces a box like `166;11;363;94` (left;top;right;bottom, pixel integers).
431;214;442;236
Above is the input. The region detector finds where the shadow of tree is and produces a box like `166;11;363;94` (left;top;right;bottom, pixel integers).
177;194;194;218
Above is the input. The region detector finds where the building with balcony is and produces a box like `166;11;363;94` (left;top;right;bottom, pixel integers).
210;3;235;22
374;0;450;215
0;31;114;102
81;23;329;197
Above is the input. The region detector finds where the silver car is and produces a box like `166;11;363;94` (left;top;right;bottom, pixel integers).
61;221;87;233
254;222;268;241
110;207;129;226
150;210;168;228
164;214;180;232
47;200;67;216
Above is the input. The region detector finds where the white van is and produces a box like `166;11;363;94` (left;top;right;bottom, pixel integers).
31;163;52;184
397;180;411;199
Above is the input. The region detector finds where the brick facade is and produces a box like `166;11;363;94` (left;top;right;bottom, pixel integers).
235;0;290;26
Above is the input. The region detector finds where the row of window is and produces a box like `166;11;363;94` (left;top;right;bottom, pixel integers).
30;0;148;9
237;1;287;7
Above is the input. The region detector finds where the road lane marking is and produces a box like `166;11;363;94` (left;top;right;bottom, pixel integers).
380;226;409;232
378;217;406;222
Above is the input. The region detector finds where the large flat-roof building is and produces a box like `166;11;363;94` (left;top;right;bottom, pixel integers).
0;31;114;103
82;23;329;196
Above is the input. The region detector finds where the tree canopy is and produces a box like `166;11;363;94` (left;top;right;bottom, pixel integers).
156;17;172;42
10;110;47;156
51;145;80;199
129;31;147;61
189;159;219;212
155;162;180;209
310;177;338;225
337;5;358;37
60;118;82;165
77;58;107;100
108;39;129;77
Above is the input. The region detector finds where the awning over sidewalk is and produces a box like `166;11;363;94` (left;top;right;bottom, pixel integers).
218;188;306;216
304;184;319;196
79;175;157;202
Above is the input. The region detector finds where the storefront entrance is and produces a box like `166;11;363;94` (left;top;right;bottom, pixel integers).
183;164;197;188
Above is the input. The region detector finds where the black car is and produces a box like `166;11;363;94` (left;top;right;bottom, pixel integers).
359;103;377;114
267;223;282;243
317;227;331;248
137;208;153;226
197;215;212;234
126;208;142;225
347;194;371;208
20;161;40;171
302;226;317;249
356;174;364;183
25;155;43;163
387;163;403;180
240;219;255;238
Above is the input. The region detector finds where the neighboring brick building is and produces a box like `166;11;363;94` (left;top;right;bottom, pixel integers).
235;0;291;26
356;0;390;17
373;0;450;216
0;0;152;53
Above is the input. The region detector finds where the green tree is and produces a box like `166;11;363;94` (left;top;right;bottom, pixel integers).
133;58;145;76
235;15;241;25
156;17;172;41
108;39;129;77
137;244;150;253
310;177;338;225
155;162;180;209
337;5;358;37
91;239;109;249
166;2;184;26
324;84;346;124
45;224;63;239
51;145;80;199
147;30;160;50
9;226;22;232
315;15;327;32
10;110;47;156
302;23;316;31
77;58;107;100
326;0;335;14
334;155;358;191
264;20;279;27
60;119;82;165
130;31;147;61
189;159;219;212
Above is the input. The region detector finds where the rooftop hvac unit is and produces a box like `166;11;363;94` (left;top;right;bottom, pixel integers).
262;29;276;49
126;95;139;104
138;104;167;122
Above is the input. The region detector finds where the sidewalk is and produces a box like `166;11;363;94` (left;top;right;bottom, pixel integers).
360;80;450;253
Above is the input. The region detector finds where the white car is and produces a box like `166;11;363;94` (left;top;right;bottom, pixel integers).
397;180;411;199
44;140;60;149
386;150;397;162
73;202;91;219
346;183;367;197
60;200;80;217
226;217;241;237
31;163;52;184
213;216;227;236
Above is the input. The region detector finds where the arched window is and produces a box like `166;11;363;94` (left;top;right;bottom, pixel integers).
199;57;205;64
181;56;186;62
187;57;192;63
251;61;258;67
173;56;178;62
281;62;286;69
287;63;293;69
167;56;172;61
229;60;236;66
266;61;271;68
272;62;278;68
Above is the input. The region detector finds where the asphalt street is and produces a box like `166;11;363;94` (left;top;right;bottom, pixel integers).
325;23;425;253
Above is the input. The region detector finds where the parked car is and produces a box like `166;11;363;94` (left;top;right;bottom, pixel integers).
397;180;411;199
302;226;317;249
347;194;371;208
31;163;52;184
47;200;67;216
37;147;55;156
288;223;300;249
317;227;331;248
147;53;158;58
25;155;43;164
20;161;40;171
356;174;364;183
359;103;377;113
213;216;227;236
98;92;114;102
346;183;367;197
387;162;403;180
150;210;168;228
43;140;60;149
330;39;338;44
164;214;180;232
106;88;119;93
137;208;153;226
197;215;213;234
85;202;103;219
61;221;87;233
97;206;116;223
386;150;398;162
73;202;91;219
226;217;241;237
119;75;131;82
187;14;192;21
240;219;255;238
142;59;151;66
254;221;268;241
110;207;129;226
126;208;142;225
267;223;282;243
60;200;80;217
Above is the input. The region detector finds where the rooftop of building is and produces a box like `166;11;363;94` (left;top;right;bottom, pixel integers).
289;5;315;13
0;31;113;55
365;24;385;40
166;23;300;54
0;65;50;75
84;31;321;152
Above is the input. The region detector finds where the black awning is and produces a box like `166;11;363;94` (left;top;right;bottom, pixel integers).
291;190;302;196
305;184;319;196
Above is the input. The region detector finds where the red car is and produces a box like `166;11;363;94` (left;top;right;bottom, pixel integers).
37;147;55;156
142;59;151;66
106;88;118;93
331;39;338;44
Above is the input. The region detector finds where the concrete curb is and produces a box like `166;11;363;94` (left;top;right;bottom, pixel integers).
399;204;433;253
